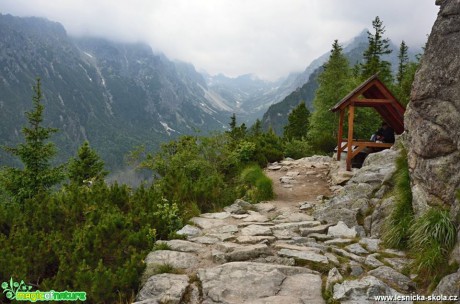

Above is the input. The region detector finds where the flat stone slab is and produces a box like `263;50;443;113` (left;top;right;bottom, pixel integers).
155;240;204;252
333;276;411;304
236;235;276;244
226;244;270;261
189;236;220;244
176;224;201;237
241;224;273;236
368;266;416;292
135;274;189;303
200;212;231;220
324;238;355;246
278;248;329;264
359;238;381;252
190;217;226;229
273;242;323;254
272;221;321;232
145;250;198;269
254;202;276;213
300;224;330;236
327;221;357;238
198;262;322;303
345;243;369;255
272;229;300;240
331;248;365;263
383;258;412;272
242;210;269;222
207;224;239;234
365;254;384;268
281;213;315;223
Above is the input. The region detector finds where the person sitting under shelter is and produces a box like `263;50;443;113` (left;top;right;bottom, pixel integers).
371;122;395;143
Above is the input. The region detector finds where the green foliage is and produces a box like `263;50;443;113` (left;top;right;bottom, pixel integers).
361;16;393;85
308;40;355;154
152;242;172;251
396;41;409;85
409;208;456;276
68;141;108;185
383;149;414;249
0;181;184;303
284;139;314;160
283;102;310;141
0;79;64;204
238;165;274;203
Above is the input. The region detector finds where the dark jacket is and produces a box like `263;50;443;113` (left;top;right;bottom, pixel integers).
376;126;395;143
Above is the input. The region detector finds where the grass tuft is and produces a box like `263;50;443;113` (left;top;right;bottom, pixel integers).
382;148;414;249
409;207;457;277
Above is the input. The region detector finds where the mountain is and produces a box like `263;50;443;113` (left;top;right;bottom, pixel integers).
0;14;234;172
261;30;421;135
203;72;301;124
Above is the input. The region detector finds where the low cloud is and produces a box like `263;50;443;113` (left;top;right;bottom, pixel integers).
0;0;437;80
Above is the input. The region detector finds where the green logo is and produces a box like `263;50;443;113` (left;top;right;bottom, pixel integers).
2;278;86;302
1;278;33;300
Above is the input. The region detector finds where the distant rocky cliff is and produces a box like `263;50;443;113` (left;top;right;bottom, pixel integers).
405;0;460;213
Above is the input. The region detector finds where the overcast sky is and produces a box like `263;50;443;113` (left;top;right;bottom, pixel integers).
0;0;438;80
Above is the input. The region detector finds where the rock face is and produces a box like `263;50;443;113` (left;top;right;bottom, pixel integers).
405;0;460;212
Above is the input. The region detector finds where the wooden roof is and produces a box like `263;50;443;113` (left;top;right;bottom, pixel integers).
330;74;406;134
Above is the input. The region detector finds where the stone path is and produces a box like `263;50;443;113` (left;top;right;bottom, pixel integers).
135;155;419;304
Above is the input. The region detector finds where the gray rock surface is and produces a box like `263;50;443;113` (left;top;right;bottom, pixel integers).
145;250;198;269
135;274;189;303
368;266;416;292
326;267;343;290
278;248;329;264
241;224;273;236
432;269;460;301
333;276;412;304
155;240;204;253
328;221;358;238
176;225;202;238
405;0;460;211
197;262;323;303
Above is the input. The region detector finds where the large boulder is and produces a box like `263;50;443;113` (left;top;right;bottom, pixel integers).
405;0;460;213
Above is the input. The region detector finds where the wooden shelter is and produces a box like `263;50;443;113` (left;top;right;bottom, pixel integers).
331;74;405;171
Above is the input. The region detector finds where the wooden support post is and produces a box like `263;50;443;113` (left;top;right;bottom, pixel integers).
337;110;344;161
346;104;355;171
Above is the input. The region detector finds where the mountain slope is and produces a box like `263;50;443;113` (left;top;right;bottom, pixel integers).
0;14;231;171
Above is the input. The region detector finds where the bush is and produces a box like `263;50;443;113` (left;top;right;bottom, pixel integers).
284;139;314;159
239;165;274;203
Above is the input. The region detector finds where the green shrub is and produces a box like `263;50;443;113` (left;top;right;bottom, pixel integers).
382;149;414;249
239;165;274;203
284;139;314;159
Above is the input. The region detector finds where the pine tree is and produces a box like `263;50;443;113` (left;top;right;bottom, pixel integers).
0;78;64;203
283;102;310;141
68;141;108;185
308;40;355;153
361;16;393;84
397;41;409;85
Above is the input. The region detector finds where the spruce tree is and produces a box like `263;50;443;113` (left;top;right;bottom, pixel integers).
361;16;393;84
397;41;409;85
68;141;108;185
283;102;310;141
308;40;354;153
0;78;64;203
